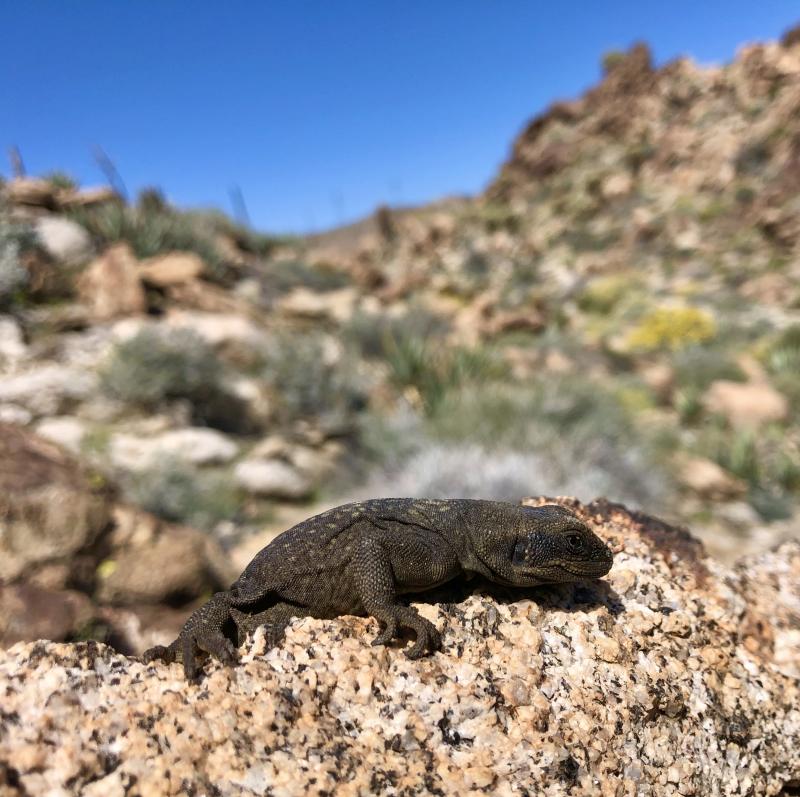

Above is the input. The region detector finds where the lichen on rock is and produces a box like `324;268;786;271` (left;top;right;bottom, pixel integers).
0;498;798;796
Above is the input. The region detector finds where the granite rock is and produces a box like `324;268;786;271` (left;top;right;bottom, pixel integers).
0;498;798;796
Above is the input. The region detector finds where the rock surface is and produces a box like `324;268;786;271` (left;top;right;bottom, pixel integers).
0;498;798;796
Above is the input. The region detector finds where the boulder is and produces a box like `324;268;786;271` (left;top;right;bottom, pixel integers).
703;379;789;428
108;427;239;471
33;216;93;264
77;243;146;321
138;252;205;286
97;506;236;606
0;423;114;585
0;498;798;795
234;458;314;499
0;584;95;647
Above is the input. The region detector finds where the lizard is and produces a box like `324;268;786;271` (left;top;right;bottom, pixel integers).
142;498;614;679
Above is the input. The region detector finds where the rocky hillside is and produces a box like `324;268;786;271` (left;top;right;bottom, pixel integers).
2;29;800;650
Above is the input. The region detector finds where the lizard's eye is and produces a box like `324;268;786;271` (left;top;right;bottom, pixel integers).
566;533;584;553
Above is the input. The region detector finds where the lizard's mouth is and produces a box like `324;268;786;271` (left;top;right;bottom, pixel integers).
512;557;613;583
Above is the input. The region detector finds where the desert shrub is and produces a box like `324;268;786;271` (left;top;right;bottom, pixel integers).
578;275;632;314
558;227;620;253
136;187;169;214
125;459;241;530
101;328;224;409
68;204;225;278
626;306;716;352
345;307;450;361
259;259;351;294
260;332;367;423
601;50;627;74
353;441;662;509
385;337;506;414
480;203;520;233
0;212;34;308
767;325;800;376
358;376;668;508
430;376;633;452
43;171;78;191
692;422;800;516
734;138;773;176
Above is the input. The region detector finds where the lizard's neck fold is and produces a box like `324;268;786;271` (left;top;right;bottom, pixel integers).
443;499;496;578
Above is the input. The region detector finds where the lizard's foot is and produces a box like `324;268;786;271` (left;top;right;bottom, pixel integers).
141;592;238;679
142;631;237;680
142;642;177;665
230;606;289;648
371;606;442;659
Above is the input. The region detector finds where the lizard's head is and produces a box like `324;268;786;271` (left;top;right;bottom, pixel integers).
474;504;613;586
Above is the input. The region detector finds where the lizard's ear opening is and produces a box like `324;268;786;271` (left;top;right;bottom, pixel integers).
512;537;536;566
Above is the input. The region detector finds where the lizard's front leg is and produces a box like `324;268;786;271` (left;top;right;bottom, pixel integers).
351;536;442;659
142;591;238;679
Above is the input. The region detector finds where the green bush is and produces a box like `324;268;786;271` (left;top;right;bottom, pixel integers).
126;459;240;530
68;204;225;278
346;307;450;361
0;211;34;308
385;336;506;414
692;421;800;513
261;332;367;423
429;376;633;451
43;171;79;191
101;328;223;408
578;275;632;315
260;259;351;295
423;376;667;507
601;50;627;74
767;325;800;375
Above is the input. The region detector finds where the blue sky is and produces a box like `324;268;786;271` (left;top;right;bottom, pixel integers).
2;2;798;233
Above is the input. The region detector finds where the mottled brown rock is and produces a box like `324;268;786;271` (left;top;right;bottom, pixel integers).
0;499;798;796
0;423;114;585
138;251;205;286
77;243;146;321
0;584;95;646
97;505;236;606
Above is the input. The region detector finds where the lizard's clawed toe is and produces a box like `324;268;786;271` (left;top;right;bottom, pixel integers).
372;619;398;647
142;644;174;665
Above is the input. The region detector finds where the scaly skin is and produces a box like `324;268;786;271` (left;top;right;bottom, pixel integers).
143;498;614;678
